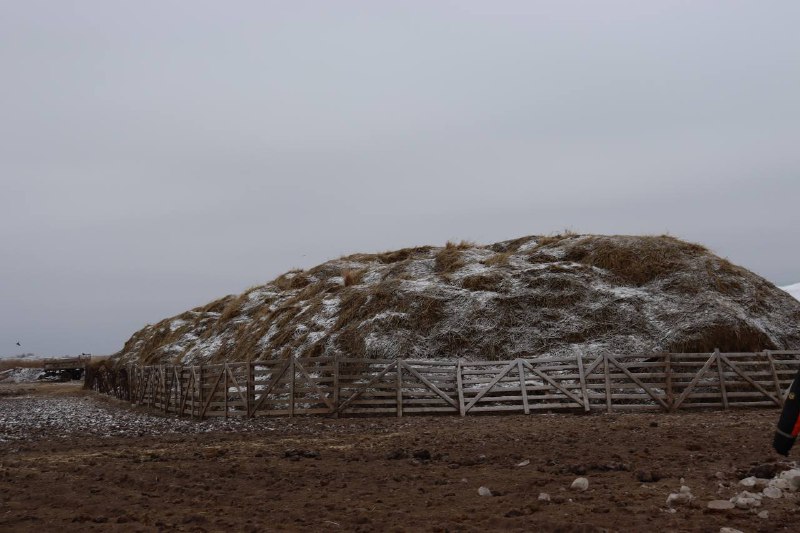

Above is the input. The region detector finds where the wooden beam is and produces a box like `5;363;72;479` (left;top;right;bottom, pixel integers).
456;359;465;417
247;362;254;416
765;350;784;406
672;354;717;410
289;359;295;417
603;354;611;413
400;360;458;409
198;365;204;419
201;367;225;418
714;349;729;410
582;355;605;378
294;359;334;410
396;362;403;418
249;358;292;414
518;359;530;415
665;353;673;411
719;354;781;406
522;360;586;408
334;361;398;413
575;349;589;412
332;356;340;418
607;355;669;410
179;369;193;416
464;361;517;412
225;365;248;413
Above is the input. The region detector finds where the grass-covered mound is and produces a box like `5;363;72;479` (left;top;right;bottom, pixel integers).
113;234;800;366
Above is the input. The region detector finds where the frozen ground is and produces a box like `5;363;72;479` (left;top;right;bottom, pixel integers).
0;383;391;443
2;381;800;532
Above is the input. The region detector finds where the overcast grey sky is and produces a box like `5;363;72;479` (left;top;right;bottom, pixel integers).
1;1;798;357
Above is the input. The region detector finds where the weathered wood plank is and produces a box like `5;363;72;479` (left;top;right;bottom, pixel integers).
575;349;589;412
464;361;517;412
400;361;458;409
672;353;716;410
719;354;781;406
607;355;669;410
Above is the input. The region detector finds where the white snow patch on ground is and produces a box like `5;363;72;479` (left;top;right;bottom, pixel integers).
517;239;540;253
169;319;188;332
0;368;44;383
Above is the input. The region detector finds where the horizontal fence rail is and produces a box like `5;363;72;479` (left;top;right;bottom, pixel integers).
87;350;800;419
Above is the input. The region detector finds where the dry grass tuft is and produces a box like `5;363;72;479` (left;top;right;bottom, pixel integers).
343;269;365;287
196;295;236;314
483;252;511;267
563;235;708;286
435;242;466;274
667;323;776;353
341;246;434;265
272;270;311;291
462;274;502;292
219;295;246;322
536;230;579;248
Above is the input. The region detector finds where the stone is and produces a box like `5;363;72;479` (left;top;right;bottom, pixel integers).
739;476;757;488
758;510;769;519
720;528;744;533
538;492;551;502
763;486;782;499
516;459;530;467
747;463;778;479
666;491;693;507
636;470;661;483
570;477;589;491
706;500;735;510
478;486;492;497
779;469;800;491
412;449;431;461
769;478;791;491
730;491;762;509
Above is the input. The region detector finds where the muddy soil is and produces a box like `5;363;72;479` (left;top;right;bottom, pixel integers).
1;382;798;532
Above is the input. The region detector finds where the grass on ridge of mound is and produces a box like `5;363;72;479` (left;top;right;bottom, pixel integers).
563;235;709;286
343;269;365;287
435;241;474;274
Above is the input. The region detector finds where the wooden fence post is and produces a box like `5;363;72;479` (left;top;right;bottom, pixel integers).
665;353;673;412
289;358;295;417
332;355;340;418
456;359;465;417
396;359;403;418
575;349;589;412
224;364;229;419
715;348;728;409
603;354;612;413
517;359;530;415
198;364;204;420
765;350;784;406
247;361;254;417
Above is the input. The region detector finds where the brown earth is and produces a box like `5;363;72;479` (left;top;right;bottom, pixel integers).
1;382;798;532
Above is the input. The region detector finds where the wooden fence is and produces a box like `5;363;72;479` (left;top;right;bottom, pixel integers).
88;350;800;418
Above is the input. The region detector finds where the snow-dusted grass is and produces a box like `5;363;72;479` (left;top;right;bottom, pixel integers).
113;234;800;367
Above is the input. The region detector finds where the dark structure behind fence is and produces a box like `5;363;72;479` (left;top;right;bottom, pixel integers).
87;350;800;418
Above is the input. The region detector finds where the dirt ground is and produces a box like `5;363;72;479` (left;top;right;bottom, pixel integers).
1;382;799;532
